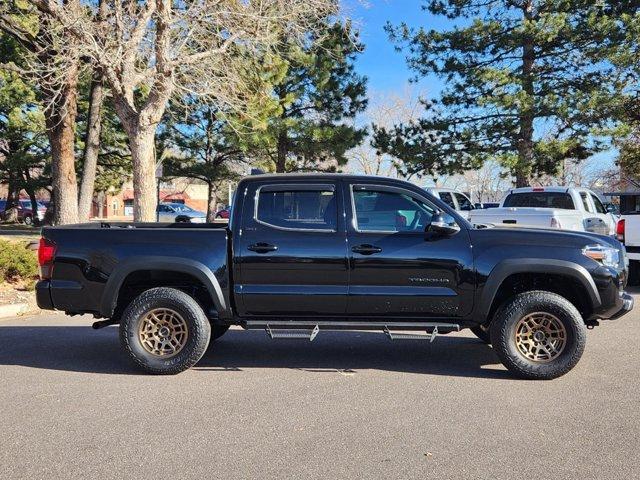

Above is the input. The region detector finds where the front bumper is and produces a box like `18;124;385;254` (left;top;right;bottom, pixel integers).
609;292;634;320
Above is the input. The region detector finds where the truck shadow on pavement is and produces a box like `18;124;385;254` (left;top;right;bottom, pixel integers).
0;325;513;379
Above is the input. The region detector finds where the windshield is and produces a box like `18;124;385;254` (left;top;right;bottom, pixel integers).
503;192;575;210
171;205;193;212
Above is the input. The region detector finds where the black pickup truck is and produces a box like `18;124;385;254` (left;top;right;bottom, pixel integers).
36;174;634;379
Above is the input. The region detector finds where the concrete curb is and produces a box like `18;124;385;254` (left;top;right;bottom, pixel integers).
0;303;29;320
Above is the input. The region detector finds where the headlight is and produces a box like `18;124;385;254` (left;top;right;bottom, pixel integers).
582;245;620;268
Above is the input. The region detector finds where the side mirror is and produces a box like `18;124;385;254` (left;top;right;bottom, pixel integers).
428;213;460;236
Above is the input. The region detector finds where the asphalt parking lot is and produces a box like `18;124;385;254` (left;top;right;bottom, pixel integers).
1;290;639;480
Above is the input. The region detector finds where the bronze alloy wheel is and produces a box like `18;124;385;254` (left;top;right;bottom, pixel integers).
514;312;567;363
138;308;189;358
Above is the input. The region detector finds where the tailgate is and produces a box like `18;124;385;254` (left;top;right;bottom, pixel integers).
469;207;554;227
623;214;640;246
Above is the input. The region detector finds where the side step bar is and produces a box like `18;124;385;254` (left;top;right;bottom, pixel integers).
383;326;440;342
255;321;460;343
266;325;320;341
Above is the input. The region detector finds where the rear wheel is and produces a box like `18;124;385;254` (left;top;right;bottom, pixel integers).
23;214;33;225
490;291;586;380
120;287;211;374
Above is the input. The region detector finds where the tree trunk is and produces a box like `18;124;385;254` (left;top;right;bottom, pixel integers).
516;1;535;188
207;183;218;223
78;77;104;222
47;96;79;225
26;187;40;227
276;131;287;173
23;168;40;227
43;191;55;226
40;8;79;225
129;125;158;222
5;174;18;210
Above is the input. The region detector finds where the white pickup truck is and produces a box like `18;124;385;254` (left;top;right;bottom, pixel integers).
469;186;617;235
615;193;640;281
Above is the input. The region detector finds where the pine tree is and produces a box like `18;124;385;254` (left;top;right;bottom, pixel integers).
0;29;49;224
374;1;618;186
599;1;640;181
249;20;368;173
159;102;246;222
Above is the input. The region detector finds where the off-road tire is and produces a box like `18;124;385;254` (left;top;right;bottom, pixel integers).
212;325;230;340
490;291;587;380
471;326;491;344
120;287;211;374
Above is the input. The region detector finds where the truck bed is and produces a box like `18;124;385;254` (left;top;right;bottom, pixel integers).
39;222;231;318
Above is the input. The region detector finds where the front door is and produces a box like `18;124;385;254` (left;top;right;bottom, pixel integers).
346;183;474;318
236;181;348;317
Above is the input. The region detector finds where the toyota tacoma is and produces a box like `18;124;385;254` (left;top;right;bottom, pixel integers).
35;174;634;379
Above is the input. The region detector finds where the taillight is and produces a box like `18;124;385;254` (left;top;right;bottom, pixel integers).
38;237;56;279
616;219;625;243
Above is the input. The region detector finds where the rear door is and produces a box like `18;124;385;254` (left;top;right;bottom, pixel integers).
579;191;611;235
589;192;616;235
235;181;348;317
453;192;473;220
345;182;474;318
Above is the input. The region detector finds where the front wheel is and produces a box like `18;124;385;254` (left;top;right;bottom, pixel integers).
120;287;211;374
23;214;33;225
490;291;586;380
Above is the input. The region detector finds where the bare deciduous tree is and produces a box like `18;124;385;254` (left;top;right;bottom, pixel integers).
77;0;107;222
461;161;511;203
348;87;422;178
31;0;337;221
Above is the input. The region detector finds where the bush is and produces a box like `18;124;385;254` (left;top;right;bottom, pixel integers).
0;240;38;285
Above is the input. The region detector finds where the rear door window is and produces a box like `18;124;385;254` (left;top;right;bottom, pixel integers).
580;192;593;212
503;192;575;209
453;192;472;211
256;186;337;231
590;193;606;214
439;192;457;209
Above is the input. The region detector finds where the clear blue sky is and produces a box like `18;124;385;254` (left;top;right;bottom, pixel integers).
345;0;436;94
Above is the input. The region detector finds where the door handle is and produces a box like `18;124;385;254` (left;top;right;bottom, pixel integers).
248;242;278;253
351;244;383;255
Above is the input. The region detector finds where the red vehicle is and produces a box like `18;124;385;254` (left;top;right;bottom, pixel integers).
0;199;46;225
215;206;231;219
